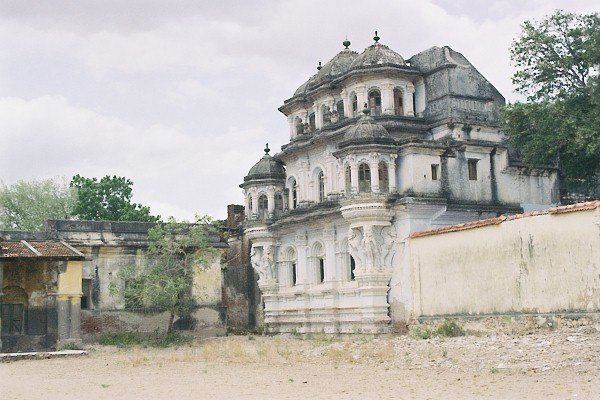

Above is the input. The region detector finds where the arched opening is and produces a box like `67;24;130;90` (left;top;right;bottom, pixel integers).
283;247;298;286
379;161;389;193
321;105;331;126
345;165;352;195
312;242;325;284
394;88;404;116
317;170;325;202
275;193;284;216
349;255;356;280
336;100;345;120
1;286;28;335
368;89;382;116
350;93;358;117
257;194;268;219
294;116;303;135
358;163;371;192
308;113;316;131
247;195;253;216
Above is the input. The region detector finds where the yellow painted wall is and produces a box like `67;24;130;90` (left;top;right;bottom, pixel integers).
191;250;224;307
57;260;83;297
409;208;600;317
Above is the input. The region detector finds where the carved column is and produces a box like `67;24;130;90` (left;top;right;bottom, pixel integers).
356;84;367;112
323;227;336;282
340;89;351;118
381;83;395;115
403;83;415;117
370;154;380;193
294;232;308;287
350;161;359;194
389;154;398;193
267;187;275;218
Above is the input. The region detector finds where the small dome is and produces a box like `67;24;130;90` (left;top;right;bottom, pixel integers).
244;144;286;182
293;46;358;96
343;108;393;144
349;42;406;70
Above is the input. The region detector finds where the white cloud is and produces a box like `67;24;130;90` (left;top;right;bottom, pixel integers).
0;0;597;219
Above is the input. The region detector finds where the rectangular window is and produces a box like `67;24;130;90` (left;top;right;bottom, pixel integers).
319;258;325;283
431;164;439;180
81;278;92;310
468;159;478;180
1;303;24;334
291;263;297;286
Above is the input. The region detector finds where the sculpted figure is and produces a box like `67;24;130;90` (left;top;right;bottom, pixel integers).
380;226;398;268
261;245;276;282
348;227;364;267
251;247;266;280
361;226;378;270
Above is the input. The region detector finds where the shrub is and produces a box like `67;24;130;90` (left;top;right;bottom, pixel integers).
410;326;433;339
60;341;83;351
98;332;191;348
434;319;465;337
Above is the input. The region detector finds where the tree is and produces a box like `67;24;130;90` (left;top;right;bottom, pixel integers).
502;11;600;198
0;178;76;231
115;216;220;333
70;174;160;222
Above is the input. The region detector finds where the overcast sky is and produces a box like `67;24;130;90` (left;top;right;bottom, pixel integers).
0;1;597;220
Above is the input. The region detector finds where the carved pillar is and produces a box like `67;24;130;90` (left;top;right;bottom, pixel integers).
350;162;359;194
323;227;336;282
370;154;380;193
404;83;415;117
298;159;310;204
381;83;394;115
356;85;367;112
267;187;275;218
251;192;259;218
288;115;295;139
389;154;398;192
340;89;351;118
295;232;308;287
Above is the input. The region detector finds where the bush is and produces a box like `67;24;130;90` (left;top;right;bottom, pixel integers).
60;341;83;351
411;326;433;340
434;319;465;337
98;332;192;348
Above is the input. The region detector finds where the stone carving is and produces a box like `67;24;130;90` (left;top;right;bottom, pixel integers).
347;225;397;275
251;245;277;284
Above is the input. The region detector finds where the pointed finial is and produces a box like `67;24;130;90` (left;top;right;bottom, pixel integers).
343;36;351;49
264;143;270;155
373;30;380;43
317;61;322;71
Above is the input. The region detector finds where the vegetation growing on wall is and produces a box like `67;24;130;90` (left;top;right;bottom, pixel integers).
502;10;600;198
113;216;220;333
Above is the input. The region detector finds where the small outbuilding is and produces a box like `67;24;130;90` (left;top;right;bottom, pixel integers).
0;238;85;352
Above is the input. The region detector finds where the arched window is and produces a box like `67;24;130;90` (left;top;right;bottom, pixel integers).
294;116;303;135
321;105;331;126
275;193;284;215
379;161;389;193
283;247;298;286
358;163;371;192
247;195;253;215
258;194;268;219
350;93;358;117
317;170;325;202
309;113;316;131
312;242;325;283
368;89;382;116
349;255;356;280
336;100;345;120
345;165;352;195
288;178;298;209
394;88;404;116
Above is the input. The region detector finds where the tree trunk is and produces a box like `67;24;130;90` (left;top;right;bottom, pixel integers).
167;311;175;334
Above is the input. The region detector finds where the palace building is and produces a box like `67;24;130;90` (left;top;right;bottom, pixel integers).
241;33;559;333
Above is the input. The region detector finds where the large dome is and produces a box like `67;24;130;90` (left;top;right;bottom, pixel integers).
244;145;286;182
293;43;358;97
342;108;394;145
349;42;406;71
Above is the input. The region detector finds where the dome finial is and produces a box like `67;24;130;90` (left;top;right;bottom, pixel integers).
373;30;380;43
317;61;322;71
343;36;351;49
264;143;270;155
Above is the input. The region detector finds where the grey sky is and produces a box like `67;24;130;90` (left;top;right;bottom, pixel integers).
0;0;597;220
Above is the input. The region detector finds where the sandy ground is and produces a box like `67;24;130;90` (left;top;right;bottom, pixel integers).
3;326;600;400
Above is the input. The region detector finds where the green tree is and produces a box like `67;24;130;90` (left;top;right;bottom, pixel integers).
0;178;76;231
70;174;160;222
114;216;220;333
502;11;600;197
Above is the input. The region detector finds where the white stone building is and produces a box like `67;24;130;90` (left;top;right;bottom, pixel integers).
241;34;559;333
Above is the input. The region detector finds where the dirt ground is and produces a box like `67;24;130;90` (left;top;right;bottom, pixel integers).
3;325;600;400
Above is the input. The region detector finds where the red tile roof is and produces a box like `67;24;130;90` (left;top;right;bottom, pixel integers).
410;200;600;239
0;240;84;260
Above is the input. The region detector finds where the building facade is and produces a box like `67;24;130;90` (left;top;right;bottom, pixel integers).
241;35;560;334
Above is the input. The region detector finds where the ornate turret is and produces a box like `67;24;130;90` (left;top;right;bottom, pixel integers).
340;107;394;147
243;144;286;184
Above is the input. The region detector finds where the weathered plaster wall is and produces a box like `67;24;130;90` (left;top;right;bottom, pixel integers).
408;207;600;317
